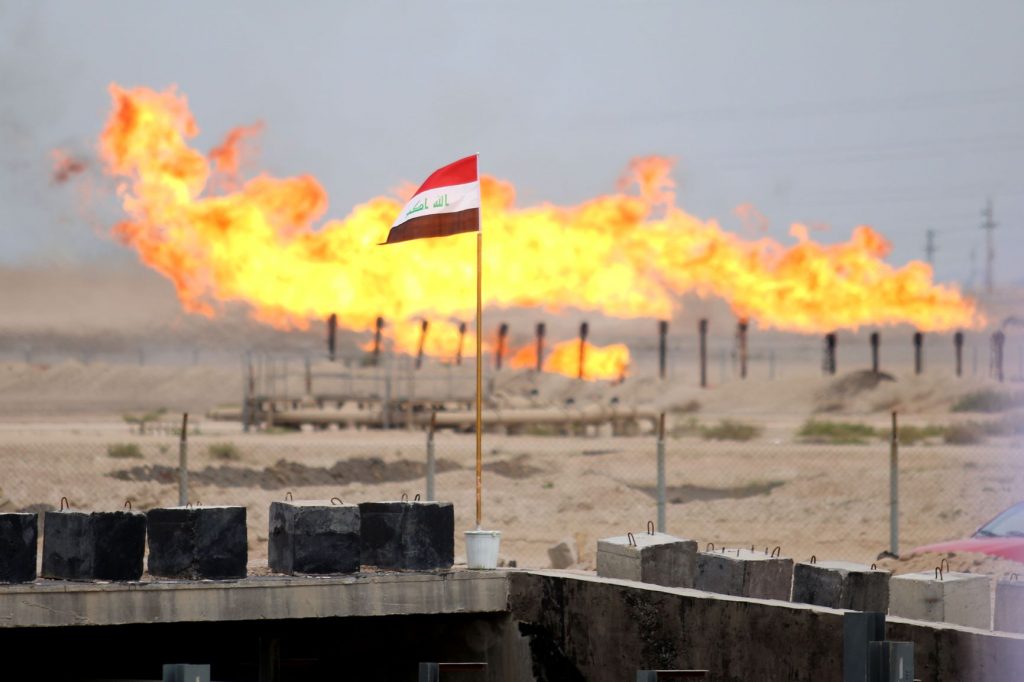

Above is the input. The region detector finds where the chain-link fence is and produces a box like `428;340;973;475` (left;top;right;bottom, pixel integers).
2;411;1019;571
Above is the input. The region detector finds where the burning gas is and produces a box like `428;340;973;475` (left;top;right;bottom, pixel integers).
509;340;630;381
95;84;983;380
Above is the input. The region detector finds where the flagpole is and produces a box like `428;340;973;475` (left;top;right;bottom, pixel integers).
475;228;483;529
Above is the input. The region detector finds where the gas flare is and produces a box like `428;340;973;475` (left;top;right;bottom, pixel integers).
96;84;983;380
509;340;630;380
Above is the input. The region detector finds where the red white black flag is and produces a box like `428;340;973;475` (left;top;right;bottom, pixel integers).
384;155;480;244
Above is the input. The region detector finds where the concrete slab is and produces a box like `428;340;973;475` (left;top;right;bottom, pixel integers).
268;500;360;575
596;531;697;588
42;510;146;581
359;501;454;571
0;570;509;628
0;513;37;584
889;571;991;629
995;578;1024;634
147;506;247;580
695;548;794;600
791;560;889;612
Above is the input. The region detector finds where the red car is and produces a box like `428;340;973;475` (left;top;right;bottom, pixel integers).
910;502;1024;563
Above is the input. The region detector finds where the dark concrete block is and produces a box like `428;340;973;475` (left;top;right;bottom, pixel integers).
792;560;890;612
147;506;247;579
0;513;38;583
269;500;360;574
359;501;454;570
695;548;793;600
42;510;146;581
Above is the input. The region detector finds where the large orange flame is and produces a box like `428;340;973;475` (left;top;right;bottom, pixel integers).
509;340;630;380
96;84;984;380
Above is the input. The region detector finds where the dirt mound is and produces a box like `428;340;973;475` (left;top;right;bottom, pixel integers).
111;456;461;490
820;370;896;400
484;455;542;479
876;550;1024;577
632;480;785;504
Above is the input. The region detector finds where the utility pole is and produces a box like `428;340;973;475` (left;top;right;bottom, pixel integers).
981;198;997;294
924;229;937;266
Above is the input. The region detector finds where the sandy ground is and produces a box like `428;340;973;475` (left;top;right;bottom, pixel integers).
1;393;1021;576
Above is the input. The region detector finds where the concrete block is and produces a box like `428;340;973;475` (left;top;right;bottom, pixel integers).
889;571;990;629
163;663;210;682
547;538;577;569
269;500;360;575
994;578;1024;633
792;560;890;612
696;548;794;600
596;531;698;588
0;513;37;583
359;500;454;570
42;510;146;581
147;506;247;579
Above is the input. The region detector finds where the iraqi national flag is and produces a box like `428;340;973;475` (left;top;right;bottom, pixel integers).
384;154;480;244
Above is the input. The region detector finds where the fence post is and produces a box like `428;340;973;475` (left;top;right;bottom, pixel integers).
657;413;666;533
426;411;437;501
889;411;899;557
178;412;189;506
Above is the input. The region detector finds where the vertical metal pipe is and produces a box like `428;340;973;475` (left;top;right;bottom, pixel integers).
304;355;312;395
913;331;924;375
327;314;337;362
656;413;666;533
243;351;255;433
870;331;880;374
372;316;384;365
578;322;589;380
496;322;509;370
954;331;964;377
890;410;899;557
426;411;437;501
415;319;429;370
456;321;466;366
535;322;546;372
658;320;668;380
737;319;749;379
178;412;189;506
993;330;1006;382
698;319;708;388
824;333;837;375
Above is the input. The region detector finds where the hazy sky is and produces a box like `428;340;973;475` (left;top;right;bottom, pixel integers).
2;0;1022;287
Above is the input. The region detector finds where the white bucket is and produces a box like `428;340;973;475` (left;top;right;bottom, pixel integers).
464;529;501;569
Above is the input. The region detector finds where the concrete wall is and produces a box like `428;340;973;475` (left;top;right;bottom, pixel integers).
509;570;1024;682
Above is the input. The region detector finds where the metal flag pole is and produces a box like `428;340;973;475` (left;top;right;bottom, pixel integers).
475;224;483;529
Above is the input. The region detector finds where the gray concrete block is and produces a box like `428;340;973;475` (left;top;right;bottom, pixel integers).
548;538;577;569
792;560;890;612
359;501;454;570
147;506;247;579
42;510;146;581
163;664;210;682
994;578;1024;633
889;571;990;629
269;500;360;575
596;532;697;588
695;548;794;600
0;513;37;583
